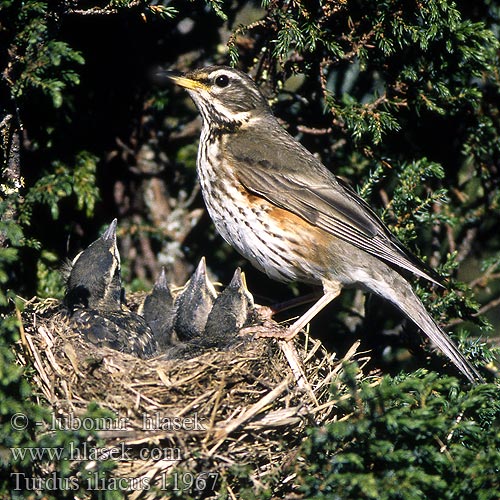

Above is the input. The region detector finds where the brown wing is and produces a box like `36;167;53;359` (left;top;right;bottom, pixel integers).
227;127;442;285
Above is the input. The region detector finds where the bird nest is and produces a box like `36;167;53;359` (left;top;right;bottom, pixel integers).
17;295;370;499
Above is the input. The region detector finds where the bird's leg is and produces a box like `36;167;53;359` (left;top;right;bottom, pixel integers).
272;291;323;314
285;284;342;339
254;291;321;321
256;282;342;340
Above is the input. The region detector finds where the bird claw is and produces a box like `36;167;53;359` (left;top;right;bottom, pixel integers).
254;305;275;321
241;320;297;341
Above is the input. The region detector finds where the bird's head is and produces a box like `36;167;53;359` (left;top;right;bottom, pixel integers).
160;66;271;132
65;219;123;312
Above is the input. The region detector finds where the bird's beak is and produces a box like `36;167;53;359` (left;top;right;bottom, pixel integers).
158;71;209;92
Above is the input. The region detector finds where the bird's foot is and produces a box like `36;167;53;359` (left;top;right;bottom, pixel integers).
241;319;298;341
254;305;275;321
256;326;298;341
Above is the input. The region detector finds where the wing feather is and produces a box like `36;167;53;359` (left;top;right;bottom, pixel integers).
227;131;441;285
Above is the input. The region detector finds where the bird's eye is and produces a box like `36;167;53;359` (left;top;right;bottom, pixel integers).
215;74;229;88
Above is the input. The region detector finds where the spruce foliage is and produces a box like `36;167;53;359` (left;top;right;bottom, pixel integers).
297;369;500;500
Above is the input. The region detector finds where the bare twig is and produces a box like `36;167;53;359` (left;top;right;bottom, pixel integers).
296;125;332;135
456;227;478;264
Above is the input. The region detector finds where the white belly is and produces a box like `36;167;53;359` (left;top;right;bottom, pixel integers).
197;136;319;284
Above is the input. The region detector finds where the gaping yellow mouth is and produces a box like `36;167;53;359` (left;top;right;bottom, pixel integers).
166;74;209;92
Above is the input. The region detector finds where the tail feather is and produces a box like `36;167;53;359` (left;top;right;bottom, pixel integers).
384;280;483;384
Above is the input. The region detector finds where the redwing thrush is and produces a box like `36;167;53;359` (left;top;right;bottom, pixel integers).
162;66;482;383
65;219;159;358
204;268;255;345
139;267;176;350
173;257;217;341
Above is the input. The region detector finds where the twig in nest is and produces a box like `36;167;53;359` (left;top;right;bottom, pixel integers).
208;377;293;454
279;340;319;406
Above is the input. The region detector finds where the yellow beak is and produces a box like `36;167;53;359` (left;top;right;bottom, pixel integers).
164;73;209;92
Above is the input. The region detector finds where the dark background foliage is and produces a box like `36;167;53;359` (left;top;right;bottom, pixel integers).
1;0;499;497
3;0;499;360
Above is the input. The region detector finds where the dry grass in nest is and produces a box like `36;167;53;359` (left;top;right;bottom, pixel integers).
17;296;371;498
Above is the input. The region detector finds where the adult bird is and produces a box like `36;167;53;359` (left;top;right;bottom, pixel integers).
161;65;482;383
